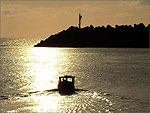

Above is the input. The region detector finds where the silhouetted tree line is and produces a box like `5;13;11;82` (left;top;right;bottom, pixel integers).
34;23;149;48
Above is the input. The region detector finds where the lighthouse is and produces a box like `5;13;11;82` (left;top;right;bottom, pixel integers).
79;13;82;29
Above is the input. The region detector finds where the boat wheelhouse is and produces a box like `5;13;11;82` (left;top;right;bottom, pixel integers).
58;75;75;94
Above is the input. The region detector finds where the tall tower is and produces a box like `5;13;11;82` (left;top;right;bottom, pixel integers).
79;13;82;29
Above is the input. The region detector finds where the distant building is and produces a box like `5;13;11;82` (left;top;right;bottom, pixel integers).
79;13;82;28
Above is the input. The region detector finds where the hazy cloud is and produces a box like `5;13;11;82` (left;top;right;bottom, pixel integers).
1;0;149;38
1;0;149;1
139;0;150;5
1;2;29;15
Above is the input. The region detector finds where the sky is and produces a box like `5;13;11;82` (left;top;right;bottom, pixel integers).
1;0;150;38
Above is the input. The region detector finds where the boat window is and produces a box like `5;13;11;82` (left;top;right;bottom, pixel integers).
61;78;64;82
64;78;67;81
67;78;72;82
60;77;73;82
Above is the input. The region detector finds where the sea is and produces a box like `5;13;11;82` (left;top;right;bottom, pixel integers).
0;38;149;112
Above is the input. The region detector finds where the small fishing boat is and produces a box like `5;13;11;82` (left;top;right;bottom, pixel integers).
28;75;87;95
58;75;75;95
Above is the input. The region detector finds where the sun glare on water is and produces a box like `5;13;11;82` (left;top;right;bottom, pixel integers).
19;47;70;112
25;48;64;91
29;48;59;91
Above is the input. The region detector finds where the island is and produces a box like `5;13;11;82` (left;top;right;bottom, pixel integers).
34;23;149;48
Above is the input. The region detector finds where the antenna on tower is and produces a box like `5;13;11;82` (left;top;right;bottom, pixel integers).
79;10;82;29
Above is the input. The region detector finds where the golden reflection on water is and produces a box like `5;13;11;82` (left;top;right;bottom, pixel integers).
31;94;60;112
23;48;67;112
16;48;114;112
27;48;61;91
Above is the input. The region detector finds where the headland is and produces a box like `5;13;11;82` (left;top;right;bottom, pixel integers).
34;23;149;48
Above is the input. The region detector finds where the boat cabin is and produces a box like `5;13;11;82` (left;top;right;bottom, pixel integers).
58;75;75;94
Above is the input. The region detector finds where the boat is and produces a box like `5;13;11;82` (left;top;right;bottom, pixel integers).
28;75;87;95
58;75;75;95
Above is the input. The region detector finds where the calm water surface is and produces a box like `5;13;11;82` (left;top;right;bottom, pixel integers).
0;38;149;112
